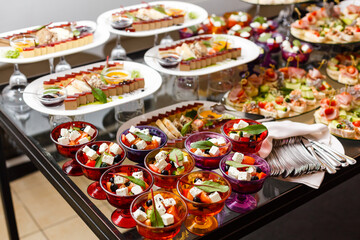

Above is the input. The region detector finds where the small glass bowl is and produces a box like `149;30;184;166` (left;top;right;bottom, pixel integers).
111;16;133;30
157;54;181;69
185;132;232;170
281;42;313;66
101;66;131;85
130;190;188;239
221;119;268;153
37;87;67;107
10;34;37;52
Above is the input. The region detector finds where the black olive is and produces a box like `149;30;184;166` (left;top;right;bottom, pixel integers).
161;170;169;175
146;199;153;207
139;206;146;212
249;135;255;141
240;132;244;137
169;161;175;168
205;137;211;140
285;98;291;103
114;154;122;163
80;127;85;131
125;181;131;187
131;144;137;149
204;149;210;154
110;183;118;192
224;165;230;172
109;177;114;183
256;167;262;173
100;163;108;168
91;144;99;151
193;196;202;203
251;176;259;181
194;178;202;183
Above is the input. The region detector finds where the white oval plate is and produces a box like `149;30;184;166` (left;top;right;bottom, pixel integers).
23;61;162;116
0;20;109;64
144;34;260;76
97;1;208;37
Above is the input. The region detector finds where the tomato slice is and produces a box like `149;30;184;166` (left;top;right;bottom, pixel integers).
353;120;360;127
166;206;180;222
121;134;130;147
242;156;255;165
199;191;212;204
85;160;96;167
149;164;160;173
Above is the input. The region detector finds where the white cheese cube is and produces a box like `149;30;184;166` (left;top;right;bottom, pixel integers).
240;14;248;22
189;187;203;198
57;137;70;145
110;143;123;155
86;148;99;160
231;24;241;31
267;38;275;44
262;23;269;28
163;198;176;207
77;137;90;145
238;120;249;129
238;171;251;181
133;208;147;222
275;35;283;43
114;175;125;184
116;187;128;196
229;133;239;141
183;155;189;162
161;213;174;226
240;31;251;38
209;146;220;156
132;171;144;180
243;132;251;138
217;137;227;145
155;159;168;172
250;22;260;28
194;179;204;185
232;152;244;162
129;126;141;134
213;21;221;27
69;130;81;141
83;125;96;137
60;128;70;138
102;154;114;165
228;166;240;179
82;145;91;154
152;135;162;145
155;151;167;162
125;133;136;143
135;140;147;150
131;185;143;195
209;192;222;203
194;149;203;156
155;202;166;216
301;44;310;53
293;46;300;52
154;194;165;205
246;166;256;174
208;138;218;145
140;128;150;135
99;143;109;154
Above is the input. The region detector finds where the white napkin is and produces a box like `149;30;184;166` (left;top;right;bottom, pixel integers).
258;120;335;189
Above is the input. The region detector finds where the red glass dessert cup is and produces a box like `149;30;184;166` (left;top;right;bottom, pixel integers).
176;170;231;236
75;141;126;200
144;147;195;192
219;153;270;213
50;121;98;176
221;119;268;153
130;190;188;239
100;165;154;228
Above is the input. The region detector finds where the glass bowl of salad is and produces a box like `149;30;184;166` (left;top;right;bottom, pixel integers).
130;190;188;239
185;132;232;170
281;40;313;66
145;147;195;191
119;125;167;163
75;141;126;200
37;86;67;107
50;121;98;176
221;119;268;153
219;153;270;213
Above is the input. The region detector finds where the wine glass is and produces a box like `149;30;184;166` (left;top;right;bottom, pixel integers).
110;35;127;60
75;141;126;200
100;165;154;228
177;170;231;236
50;121;98;176
219;153;270;213
159;33;174;45
55;56;71;73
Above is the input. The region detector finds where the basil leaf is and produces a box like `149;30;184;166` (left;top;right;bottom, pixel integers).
133;131;152;142
196;181;229;193
253;16;266;24
225;160;254;168
293;39;301;47
181;121;192;136
169;148;184;162
185;109;197;119
258;33;272;42
95;155;103;168
184;57;195;61
92;88;107;103
153;5;166;14
239;26;251;32
240;124;267;135
189;25;198;33
205;121;213;127
190;140;214;149
202;40;212;48
150;205;164;227
121;175;146;188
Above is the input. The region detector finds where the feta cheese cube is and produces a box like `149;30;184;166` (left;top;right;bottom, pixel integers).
194;149;203;156
217;137;227;145
238;171;251;181
240;14;248;22
209;192;222;203
82;145;91;154
125;133;136;143
155;203;166;216
102;154;114;165
209;146;220;156
57;137;70;145
232;152;244;162
183;155;189;162
213;21;221;27
228;166;240;179
60;128;70;138
129;126;141;134
155;159;168;172
246;166;256;174
208;138;218;145
69;130;81;141
132;171;144;180
86;148;99;160
243;132;251;138
116;187;128;196
110;143;123;155
83;125;96;137
293;46;300;52
250;22;260;28
240;31;251;38
114;175;125;184
152;135;162;145
78;137;90;145
262;23;269;28
238;120;249;129
155;151;167;162
189;187;202;198
275;35;283;43
135;140;147;150
154;194;165;205
133;208;147;222
131;185;143;195
229;133;239;141
231;24;241;31
267;38;275;44
99;143;108;153
194;179;204;185
163;198;176;207
161;213;174;226
140;128;150;135
301;44;310;53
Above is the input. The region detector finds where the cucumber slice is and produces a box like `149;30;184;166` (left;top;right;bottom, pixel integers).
260;85;270;93
301;91;314;100
285;82;301;90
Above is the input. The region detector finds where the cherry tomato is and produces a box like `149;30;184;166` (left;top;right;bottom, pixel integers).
353;121;360;127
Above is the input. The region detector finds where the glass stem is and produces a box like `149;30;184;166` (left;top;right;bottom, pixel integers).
49;58;55;74
154;34;158;46
116;35;121;47
194;215;208;225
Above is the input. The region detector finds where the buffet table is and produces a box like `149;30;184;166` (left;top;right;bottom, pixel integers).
0;49;359;239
